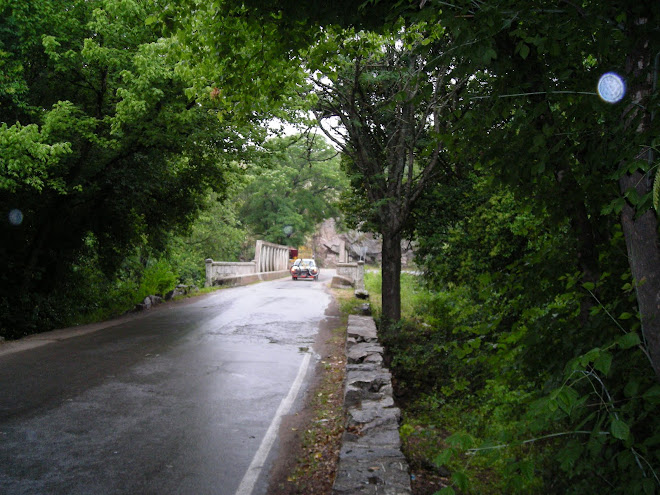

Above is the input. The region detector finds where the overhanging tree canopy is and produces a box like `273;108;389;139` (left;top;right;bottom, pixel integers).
353;0;660;381
0;0;252;336
239;133;346;247
309;26;463;323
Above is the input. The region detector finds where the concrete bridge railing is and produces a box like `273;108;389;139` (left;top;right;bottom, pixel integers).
205;240;291;287
336;261;365;290
254;240;290;273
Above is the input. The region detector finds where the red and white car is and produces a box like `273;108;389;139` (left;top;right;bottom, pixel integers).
290;258;319;281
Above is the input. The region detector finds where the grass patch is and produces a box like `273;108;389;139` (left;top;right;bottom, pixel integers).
335;285;367;315
363;269;421;318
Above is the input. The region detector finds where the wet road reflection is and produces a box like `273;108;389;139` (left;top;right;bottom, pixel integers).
0;272;333;495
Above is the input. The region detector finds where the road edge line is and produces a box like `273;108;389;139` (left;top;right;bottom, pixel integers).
234;351;313;495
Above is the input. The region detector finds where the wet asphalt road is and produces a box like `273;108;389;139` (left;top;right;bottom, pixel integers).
0;272;333;495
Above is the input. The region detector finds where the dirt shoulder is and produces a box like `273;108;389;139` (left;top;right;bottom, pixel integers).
266;294;347;495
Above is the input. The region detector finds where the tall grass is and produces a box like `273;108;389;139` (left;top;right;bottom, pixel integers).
364;269;422;321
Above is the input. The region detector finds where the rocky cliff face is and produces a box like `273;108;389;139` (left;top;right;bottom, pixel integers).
311;218;414;268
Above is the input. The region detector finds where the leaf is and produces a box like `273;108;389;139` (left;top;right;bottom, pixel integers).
519;43;530;59
446;431;474;449
556;387;579;415
518;460;534;481
644;432;660;447
559;440;583;472
601;197;626;215
433;449;454;467
610;418;630;441
618;312;633;320
624;187;641;206
617;332;641;349
642;385;660;403
436;487;456;495
642;478;656;495
482;48;497;64
581;347;601;365
624;380;640;398
452;470;469;492
593;351;612;375
654;165;660;212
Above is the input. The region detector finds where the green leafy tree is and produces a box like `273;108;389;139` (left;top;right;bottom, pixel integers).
343;0;660;380
0;0;246;337
309;26;461;324
168;189;248;285
238;134;346;247
237;0;660;382
395;4;660;490
161;0;308;125
217;1;660;491
392;171;659;493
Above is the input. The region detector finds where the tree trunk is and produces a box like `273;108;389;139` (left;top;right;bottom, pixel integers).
619;171;660;381
381;229;402;326
619;37;660;381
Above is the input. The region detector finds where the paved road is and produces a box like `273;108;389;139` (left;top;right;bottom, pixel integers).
0;271;334;495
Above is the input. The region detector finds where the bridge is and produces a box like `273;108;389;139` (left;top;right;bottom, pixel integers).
205;239;366;290
205;240;291;287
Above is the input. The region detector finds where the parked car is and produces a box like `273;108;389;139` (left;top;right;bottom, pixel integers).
291;258;319;281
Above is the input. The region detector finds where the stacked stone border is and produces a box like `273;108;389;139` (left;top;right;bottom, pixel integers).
332;315;412;494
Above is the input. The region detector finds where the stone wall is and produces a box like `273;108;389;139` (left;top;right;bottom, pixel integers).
336;261;366;290
332;315;411;494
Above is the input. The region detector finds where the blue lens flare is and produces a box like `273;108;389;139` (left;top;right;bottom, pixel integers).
8;209;23;226
598;72;625;103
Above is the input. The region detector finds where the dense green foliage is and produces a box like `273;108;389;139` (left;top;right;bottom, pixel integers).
0;0;313;337
0;0;247;337
397;174;658;493
2;0;659;492
167;190;247;285
308;2;660;493
369;213;659;494
238;134;346;247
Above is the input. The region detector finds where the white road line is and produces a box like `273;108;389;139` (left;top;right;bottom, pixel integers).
234;351;313;495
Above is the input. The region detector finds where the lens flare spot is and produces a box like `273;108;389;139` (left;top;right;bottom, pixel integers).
598;72;625;103
8;209;23;226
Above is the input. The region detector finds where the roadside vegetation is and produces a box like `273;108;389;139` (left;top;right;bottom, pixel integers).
366;208;659;495
0;0;341;339
2;1;659;492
